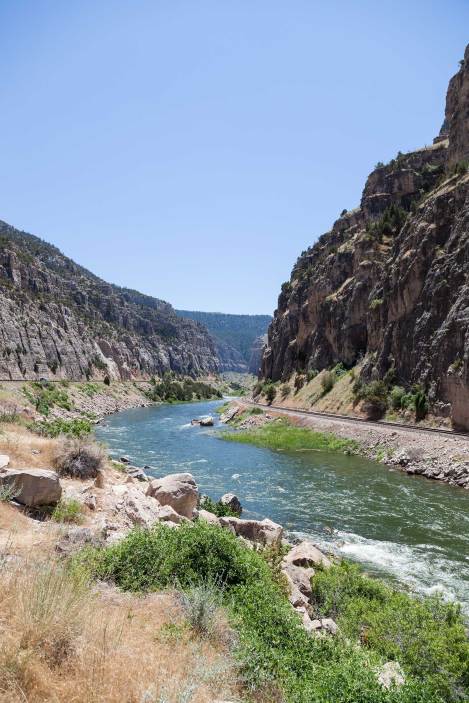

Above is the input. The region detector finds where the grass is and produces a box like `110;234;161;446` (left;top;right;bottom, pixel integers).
28;417;93;438
220;418;358;453
75;521;469;703
0;552;238;703
51;499;84;524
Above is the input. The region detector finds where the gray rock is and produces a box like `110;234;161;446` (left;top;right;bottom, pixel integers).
146;472;198;518
282;541;332;569
0;469;61;506
219;516;283;546
220;492;242;515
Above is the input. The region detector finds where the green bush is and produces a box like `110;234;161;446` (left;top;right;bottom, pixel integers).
28;418;92;438
311;562;468;701
145;378;222;403
390;385;406;410
264;383;277;404
51;499;84;524
354;380;388;418
25;383;73;416
76;522;468;703
321;370;335;395
414;387;428;421
199;495;240;518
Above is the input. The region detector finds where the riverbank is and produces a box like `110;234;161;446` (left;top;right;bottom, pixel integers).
223;401;469;489
0;443;467;703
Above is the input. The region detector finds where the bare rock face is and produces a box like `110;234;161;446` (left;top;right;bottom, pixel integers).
146;472;198;519
0;224;219;381
0;468;61;506
261;45;469;429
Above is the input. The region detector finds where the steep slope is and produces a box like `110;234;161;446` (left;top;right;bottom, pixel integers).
177;310;271;372
262;45;469;429
0;222;219;380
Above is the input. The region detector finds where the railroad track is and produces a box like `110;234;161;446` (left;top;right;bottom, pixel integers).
247;400;469;441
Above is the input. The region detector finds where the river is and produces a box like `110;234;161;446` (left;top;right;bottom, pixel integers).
95;398;469;613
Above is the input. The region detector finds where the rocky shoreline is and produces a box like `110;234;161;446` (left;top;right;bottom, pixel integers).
225;401;469;489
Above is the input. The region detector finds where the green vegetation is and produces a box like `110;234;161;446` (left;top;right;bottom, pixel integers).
370;297;384;310
28;417;92;438
23;382;73;416
366;203;408;239
220;418;358;453
321;370;336;395
353;380;388;418
145;376;222;403
199;495;240;518
75;522;469;703
51;499;84;524
81;382;100;397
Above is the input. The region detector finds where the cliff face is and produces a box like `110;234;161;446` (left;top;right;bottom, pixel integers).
262;46;469;429
0;223;219;380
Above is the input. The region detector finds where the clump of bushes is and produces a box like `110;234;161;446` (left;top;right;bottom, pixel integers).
264;383;277;404
199;496;240;518
294;374;305;392
75;522;469;703
145;377;222;403
53;438;106;479
353;380;388;419
23;382;73;416
29;417;92;438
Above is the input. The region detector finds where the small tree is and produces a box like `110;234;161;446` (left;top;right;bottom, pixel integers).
414;388;428;421
321;371;335;395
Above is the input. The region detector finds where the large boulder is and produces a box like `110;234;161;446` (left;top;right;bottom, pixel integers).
146;473;198;518
198;508;220;526
220;492;242;515
219;516;283;546
282;541;332;569
282;563;314;601
0;469;61;506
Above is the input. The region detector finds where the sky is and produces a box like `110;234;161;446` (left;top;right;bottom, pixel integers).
0;1;468;314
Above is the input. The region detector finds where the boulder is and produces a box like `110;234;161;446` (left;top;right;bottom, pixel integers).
282;541;332;569
156;504;189;525
199;416;214;426
117;485;162;528
282;563;314;600
377;661;405;690
219;516;283;546
146;473;198;518
126;466;148;482
309;617;338;635
198;508;220;526
220;492;242;515
0;469;61;506
0;455;9;470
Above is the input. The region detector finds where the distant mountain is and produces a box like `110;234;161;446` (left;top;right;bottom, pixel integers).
177;310;271;373
0;221;219;380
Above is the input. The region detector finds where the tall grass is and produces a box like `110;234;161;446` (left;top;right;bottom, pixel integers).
220;419;358;453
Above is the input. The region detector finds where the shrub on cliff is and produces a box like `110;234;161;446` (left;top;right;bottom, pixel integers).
321;370;335;395
53;438;106;479
354;380;388;419
264;383;277;404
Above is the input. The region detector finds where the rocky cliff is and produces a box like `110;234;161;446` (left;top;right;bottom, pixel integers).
262;45;469;429
0;223;219;380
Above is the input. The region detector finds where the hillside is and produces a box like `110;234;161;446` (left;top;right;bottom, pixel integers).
262;44;469;429
177;310;271;373
0;222;219;380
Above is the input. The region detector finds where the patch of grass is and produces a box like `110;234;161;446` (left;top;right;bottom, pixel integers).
75;522;468;703
51;499;84;524
220;418;358;453
178;580;222;637
81;383;100;397
23;383;73;416
28;418;92;438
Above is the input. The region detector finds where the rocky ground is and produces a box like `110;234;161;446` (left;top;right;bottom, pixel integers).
225;400;469;489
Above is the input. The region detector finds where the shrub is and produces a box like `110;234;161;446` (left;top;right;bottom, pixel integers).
354;380;388;419
294;374;305;392
29;417;92;438
199;495;240;518
25;383;73;416
390;385;406;410
103;375;111;386
280;383;290;399
178;580;221;637
414;387;428;421
321;370;335;395
311;562;469;702
51;499;84;524
369;297;383;310
306;369;318;382
264;384;276;404
253;382;263;397
53;438;106;479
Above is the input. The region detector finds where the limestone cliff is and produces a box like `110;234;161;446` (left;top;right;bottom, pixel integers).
262;46;469;429
0;223;219;380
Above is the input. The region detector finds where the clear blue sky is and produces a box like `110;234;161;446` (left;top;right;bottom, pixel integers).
1;1;467;314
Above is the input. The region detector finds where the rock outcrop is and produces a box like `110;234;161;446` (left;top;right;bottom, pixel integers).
262;45;469;429
0;223;219;381
146;472;198;519
0;468;62;506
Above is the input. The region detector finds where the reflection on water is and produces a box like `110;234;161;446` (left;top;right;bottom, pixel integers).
96;399;469;613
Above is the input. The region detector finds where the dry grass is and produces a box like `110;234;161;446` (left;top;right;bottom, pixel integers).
0;423;57;469
0;551;241;703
